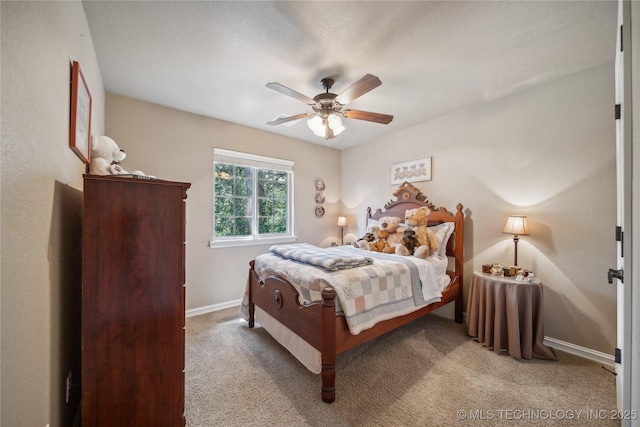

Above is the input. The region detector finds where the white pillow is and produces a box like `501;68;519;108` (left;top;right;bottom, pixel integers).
429;222;455;257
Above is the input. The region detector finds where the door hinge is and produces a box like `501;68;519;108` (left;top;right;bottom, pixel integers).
615;104;621;120
616;226;623;257
620;25;623;52
615;347;621;364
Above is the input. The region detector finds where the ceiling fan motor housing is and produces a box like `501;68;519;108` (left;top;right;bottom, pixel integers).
312;92;343;116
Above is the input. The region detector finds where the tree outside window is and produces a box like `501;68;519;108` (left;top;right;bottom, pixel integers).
211;149;294;247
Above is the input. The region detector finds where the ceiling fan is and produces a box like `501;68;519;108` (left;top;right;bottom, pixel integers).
266;74;393;140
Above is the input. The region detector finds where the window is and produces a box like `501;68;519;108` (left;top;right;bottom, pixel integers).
209;148;295;248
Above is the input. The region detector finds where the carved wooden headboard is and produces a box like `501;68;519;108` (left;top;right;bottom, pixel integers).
366;182;464;280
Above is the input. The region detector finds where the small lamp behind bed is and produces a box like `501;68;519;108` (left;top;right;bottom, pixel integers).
337;216;347;245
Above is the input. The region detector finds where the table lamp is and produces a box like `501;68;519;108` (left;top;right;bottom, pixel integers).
337;216;347;245
503;215;529;267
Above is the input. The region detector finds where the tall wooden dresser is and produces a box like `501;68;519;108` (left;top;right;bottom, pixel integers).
82;175;191;426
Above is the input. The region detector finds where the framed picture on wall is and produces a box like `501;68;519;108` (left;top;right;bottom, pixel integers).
69;61;92;164
390;157;432;185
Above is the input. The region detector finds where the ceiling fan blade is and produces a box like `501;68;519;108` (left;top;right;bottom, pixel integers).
266;82;316;105
334;74;382;105
266;112;313;126
343;109;393;124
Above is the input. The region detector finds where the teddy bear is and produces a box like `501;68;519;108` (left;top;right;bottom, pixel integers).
88;135;150;177
376;227;397;254
376;216;405;248
356;231;375;250
399;228;420;255
360;226;396;253
395;206;440;258
356;216;404;253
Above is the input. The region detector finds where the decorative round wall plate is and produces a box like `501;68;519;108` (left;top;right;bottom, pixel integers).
315;192;325;203
315;206;325;218
315;179;325;191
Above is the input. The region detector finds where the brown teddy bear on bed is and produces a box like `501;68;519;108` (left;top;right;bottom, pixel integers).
356;231;375;249
358;216;405;254
395;207;440;258
399;228;420;255
369;226;394;253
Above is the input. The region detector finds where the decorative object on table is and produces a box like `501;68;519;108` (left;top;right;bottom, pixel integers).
490;264;504;276
314;178;325;218
513;269;536;282
337;216;347;245
482;264;492;274
88;135;152;178
391;157;432;185
503;215;529;267
70;61;92;164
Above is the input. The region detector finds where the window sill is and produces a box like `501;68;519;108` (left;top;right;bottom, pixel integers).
208;235;298;249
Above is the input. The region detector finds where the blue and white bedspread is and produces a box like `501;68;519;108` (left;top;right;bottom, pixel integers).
269;243;374;271
247;244;450;335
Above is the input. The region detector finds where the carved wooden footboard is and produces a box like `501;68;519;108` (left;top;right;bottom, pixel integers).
247;262;462;403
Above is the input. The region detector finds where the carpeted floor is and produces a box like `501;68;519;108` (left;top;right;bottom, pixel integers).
185;307;617;426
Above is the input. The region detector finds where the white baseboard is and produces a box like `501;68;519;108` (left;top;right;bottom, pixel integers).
544;336;615;368
186;299;242;317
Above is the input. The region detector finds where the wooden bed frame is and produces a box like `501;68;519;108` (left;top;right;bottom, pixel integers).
247;182;464;403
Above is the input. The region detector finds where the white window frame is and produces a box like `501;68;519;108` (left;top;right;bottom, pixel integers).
209;148;296;248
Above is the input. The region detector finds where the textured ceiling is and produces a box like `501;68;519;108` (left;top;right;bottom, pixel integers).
83;1;616;149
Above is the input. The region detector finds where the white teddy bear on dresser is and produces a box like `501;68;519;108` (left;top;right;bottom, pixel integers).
88;135;150;177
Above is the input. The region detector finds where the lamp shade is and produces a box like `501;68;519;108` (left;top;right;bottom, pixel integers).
308;114;345;139
503;215;529;236
307;115;323;133
337;216;347;227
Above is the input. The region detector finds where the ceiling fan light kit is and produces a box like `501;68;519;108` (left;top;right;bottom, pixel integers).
266;74;393;140
307;113;345;138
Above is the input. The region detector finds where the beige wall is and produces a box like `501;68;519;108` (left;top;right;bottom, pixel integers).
1;1;105;426
342;64;617;355
105;94;342;310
